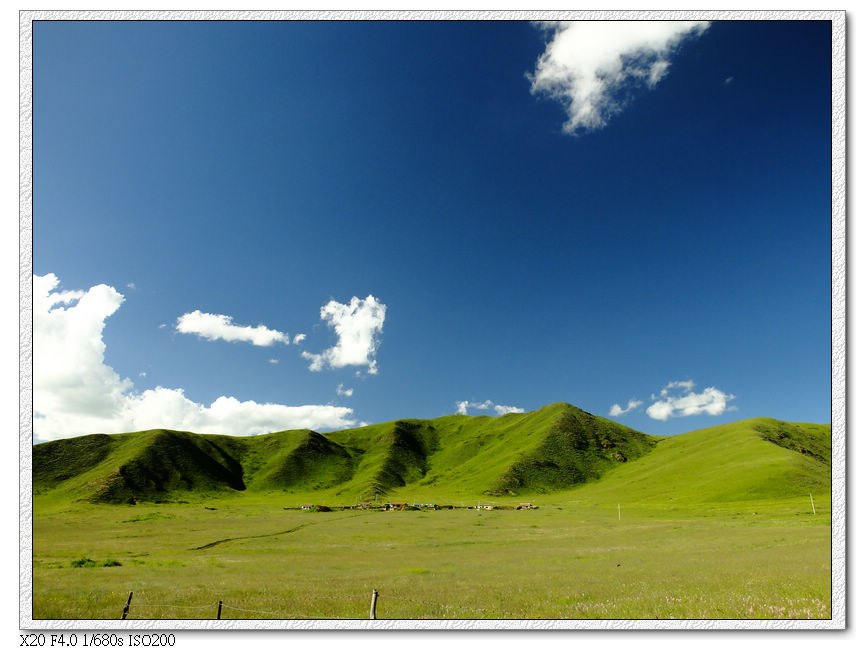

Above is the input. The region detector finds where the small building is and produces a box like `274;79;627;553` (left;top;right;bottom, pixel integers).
517;503;533;510
476;504;493;510
300;504;315;510
385;502;407;511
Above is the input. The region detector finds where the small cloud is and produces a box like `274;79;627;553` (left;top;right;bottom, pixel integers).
126;282;136;289
268;359;279;365
158;324;167;329
660;379;695;397
336;383;354;397
456;400;525;416
609;399;643;417
725;76;734;85
176;310;291;347
529;21;710;133
646;382;735;421
138;371;147;377
302;295;386;375
293;333;307;345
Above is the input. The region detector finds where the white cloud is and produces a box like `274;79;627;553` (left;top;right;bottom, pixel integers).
646;383;735;421
660;379;695;397
455;400;525;416
609;399;643;417
126;282;136;289
529;21;710;133
302;295;386;374
139;371;147;377
268;359;279;365
34;274;357;441
336;383;354;397
176;310;291;347
292;333;307;345
118;391;355;437
493;404;525;416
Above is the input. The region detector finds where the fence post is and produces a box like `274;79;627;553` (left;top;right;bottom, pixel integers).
370;589;378;620
810;492;816;515
217;600;223;620
121;591;133;620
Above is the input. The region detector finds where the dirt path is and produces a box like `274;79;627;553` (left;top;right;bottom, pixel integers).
190;512;367;550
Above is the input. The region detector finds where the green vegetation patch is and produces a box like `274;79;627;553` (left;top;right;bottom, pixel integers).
754;421;830;465
33;434;115;494
488;409;656;495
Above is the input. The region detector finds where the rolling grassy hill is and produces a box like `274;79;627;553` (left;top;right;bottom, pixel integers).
32;403;830;506
563;417;831;508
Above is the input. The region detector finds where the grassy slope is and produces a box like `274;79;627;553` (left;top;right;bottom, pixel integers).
560;417;830;507
34;429;247;504
32;406;829;508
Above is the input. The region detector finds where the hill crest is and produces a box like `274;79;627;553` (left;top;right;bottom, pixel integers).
32;403;829;505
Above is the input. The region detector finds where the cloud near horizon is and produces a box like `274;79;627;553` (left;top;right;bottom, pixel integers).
660;379;695;397
609;379;735;421
646;384;735;421
34;274;357;442
302;295;386;375
608;399;642;417
529;21;709;133
176;310;291;346
455;400;526;416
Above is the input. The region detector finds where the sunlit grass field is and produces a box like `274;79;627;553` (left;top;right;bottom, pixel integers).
32;491;830;620
32;414;832;621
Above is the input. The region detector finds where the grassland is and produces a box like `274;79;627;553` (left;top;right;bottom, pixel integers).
33;403;658;504
31;407;832;620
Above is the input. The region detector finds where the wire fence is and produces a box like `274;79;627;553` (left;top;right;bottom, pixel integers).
120;590;383;620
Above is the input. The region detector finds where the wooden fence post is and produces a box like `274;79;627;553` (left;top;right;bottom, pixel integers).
121;591;133;620
810;492;816;515
370;589;378;620
217;600;223;620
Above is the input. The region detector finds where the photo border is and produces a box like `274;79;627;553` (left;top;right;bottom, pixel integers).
18;8;847;631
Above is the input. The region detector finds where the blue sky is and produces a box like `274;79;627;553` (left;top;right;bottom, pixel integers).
32;19;831;441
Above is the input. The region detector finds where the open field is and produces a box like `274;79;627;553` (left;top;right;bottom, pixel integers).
32;492;830;620
31;409;832;620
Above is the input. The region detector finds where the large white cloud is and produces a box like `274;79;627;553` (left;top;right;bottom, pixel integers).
646;383;735;421
302;295;386;374
176;310;291;346
529;21;709;133
33;274;357;441
455;400;525;416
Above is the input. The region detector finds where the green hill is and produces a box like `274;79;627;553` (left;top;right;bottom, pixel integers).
564;417;830;506
31;404;829;505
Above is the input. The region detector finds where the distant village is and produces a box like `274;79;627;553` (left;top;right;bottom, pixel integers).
286;501;537;512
